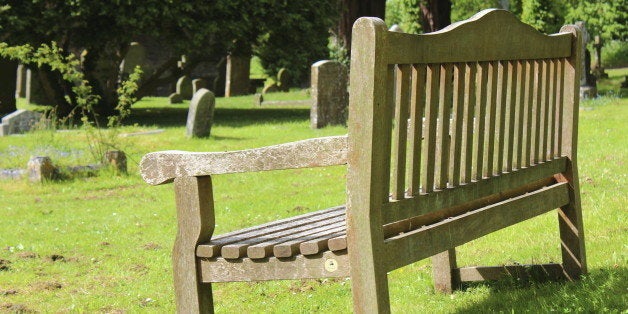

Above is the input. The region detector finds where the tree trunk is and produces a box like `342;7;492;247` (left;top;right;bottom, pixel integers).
338;0;386;54
0;59;18;115
420;0;452;33
82;46;122;118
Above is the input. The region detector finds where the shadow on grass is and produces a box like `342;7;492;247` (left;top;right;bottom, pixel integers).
454;266;627;313
129;106;310;128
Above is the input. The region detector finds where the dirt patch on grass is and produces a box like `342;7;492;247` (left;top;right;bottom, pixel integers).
142;242;162;250
0;289;17;296
0;259;11;271
0;303;35;313
31;281;63;291
16;251;39;259
47;254;65;262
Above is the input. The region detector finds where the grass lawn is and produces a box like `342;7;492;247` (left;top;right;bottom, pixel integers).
0;71;626;312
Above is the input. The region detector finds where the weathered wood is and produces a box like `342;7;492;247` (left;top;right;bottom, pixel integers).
346;17;392;313
274;228;345;258
173;176;214;313
407;64;427;195
436;64;453;189
382;157;566;225
462;63;477;183
383;182;570;271
385;9;572;64
432;249;459;293
422;63;441;193
505;60;517;172
456;263;567;282
474;61;489;180
141;135;348;185
199;250;350;283
392;64;411;200
484;61;498;177
449;63;466;187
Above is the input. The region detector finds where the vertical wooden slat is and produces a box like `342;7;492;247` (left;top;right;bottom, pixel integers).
462;63;477;183
533;60;543;165
524;60;534;168
548;59;557;159
474;61;489;179
506;60;517;172
407;64;427;195
497;60;509;174
515;60;526;170
449;63;466;186
436;64;453;189
392;64;411;200
483;61;498;177
422;63;440;193
556;59;565;158
541;59;551;162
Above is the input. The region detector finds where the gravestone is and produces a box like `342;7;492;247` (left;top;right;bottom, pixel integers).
119;42;148;79
104;150;127;174
277;68;290;92
15;64;27;98
192;78;208;94
575;21;596;99
310;60;349;129
389;24;404;32
253;93;263;106
592;35;608;79
27;156;56;183
169;93;183;104
26;69;52;105
0;109;43;136
176;75;193;99
186;89;216;138
225;55;251;97
0;59;18;115
262;84;279;94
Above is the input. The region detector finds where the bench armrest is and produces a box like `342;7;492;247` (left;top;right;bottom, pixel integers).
140;135;348;185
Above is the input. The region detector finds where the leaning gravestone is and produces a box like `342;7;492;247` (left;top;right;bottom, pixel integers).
186;88;216;138
575;21;596;98
0;58;18;115
277;68;290;92
310;60;349;129
176;75;193;99
169;93;183;104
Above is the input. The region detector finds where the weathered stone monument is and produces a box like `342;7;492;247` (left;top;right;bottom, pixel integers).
27;156;56;183
389;24;404;32
0;109;43;136
186;88;216;138
277;68;290;92
192;78;208;94
224;55;251;97
104;150;127;174
176;75;193;100
26;68;52;105
310;60;349;129
119;42;148;79
592;35;608;79
169;93;183;104
0;58;18;115
575;21;596;99
15;64;27;98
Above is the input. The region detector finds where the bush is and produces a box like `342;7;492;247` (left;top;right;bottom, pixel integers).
601;41;628;68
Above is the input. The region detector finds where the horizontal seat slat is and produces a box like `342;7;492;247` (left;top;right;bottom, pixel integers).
299;227;346;256
273;225;345;258
196;206;344;258
247;220;346;259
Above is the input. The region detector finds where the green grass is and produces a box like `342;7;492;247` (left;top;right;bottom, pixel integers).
0;82;626;312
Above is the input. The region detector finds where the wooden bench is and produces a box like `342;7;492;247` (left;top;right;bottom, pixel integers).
140;9;587;313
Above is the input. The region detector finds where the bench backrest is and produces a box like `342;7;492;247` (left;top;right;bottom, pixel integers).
346;9;582;266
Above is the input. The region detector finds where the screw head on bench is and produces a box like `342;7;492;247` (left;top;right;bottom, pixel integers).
325;258;338;272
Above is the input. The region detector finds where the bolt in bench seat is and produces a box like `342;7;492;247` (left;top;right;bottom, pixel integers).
141;9;587;313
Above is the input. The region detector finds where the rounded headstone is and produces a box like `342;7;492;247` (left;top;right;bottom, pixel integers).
186;89;216;138
176;75;193;99
27;156;55;182
169;93;183;104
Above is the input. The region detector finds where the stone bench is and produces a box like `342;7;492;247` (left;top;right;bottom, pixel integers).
140;9;587;313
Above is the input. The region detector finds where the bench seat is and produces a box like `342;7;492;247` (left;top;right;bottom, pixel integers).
196;206;348;260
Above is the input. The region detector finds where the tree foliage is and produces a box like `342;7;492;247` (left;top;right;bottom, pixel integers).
565;0;627;41
521;0;566;34
0;1;336;116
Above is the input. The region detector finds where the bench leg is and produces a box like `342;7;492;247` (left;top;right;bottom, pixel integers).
432;248;458;293
173;176;216;313
349;261;390;314
556;171;587;280
173;244;214;313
